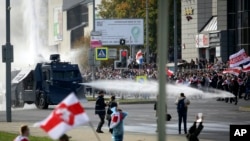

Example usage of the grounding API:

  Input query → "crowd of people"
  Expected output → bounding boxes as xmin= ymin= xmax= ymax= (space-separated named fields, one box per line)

xmin=82 ymin=58 xmax=250 ymax=104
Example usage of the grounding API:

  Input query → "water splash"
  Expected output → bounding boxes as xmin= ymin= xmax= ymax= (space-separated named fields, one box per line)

xmin=0 ymin=83 xmax=6 ymax=111
xmin=0 ymin=0 xmax=49 ymax=111
xmin=82 ymin=80 xmax=235 ymax=99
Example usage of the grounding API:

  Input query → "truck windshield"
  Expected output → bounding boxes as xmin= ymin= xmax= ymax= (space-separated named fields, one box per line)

xmin=53 ymin=71 xmax=80 ymax=79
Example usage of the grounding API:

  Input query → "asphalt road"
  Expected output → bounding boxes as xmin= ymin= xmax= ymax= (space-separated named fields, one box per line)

xmin=1 ymin=98 xmax=250 ymax=141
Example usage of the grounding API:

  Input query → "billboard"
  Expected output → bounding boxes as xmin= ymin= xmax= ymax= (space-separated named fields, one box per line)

xmin=95 ymin=19 xmax=144 ymax=45
xmin=195 ymin=34 xmax=209 ymax=48
xmin=53 ymin=7 xmax=63 ymax=41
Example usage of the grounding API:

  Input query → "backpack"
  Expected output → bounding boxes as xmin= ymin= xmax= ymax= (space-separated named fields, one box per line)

xmin=177 ymin=99 xmax=186 ymax=113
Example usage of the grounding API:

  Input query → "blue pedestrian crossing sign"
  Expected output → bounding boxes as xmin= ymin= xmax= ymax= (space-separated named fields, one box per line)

xmin=95 ymin=47 xmax=108 ymax=60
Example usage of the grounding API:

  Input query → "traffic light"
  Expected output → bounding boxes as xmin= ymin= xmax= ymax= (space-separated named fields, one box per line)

xmin=120 ymin=39 xmax=126 ymax=46
xmin=121 ymin=50 xmax=127 ymax=67
xmin=114 ymin=49 xmax=128 ymax=69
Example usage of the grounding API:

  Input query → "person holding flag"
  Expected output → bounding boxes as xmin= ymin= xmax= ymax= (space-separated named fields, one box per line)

xmin=110 ymin=107 xmax=128 ymax=141
xmin=136 ymin=50 xmax=143 ymax=65
xmin=33 ymin=93 xmax=89 ymax=140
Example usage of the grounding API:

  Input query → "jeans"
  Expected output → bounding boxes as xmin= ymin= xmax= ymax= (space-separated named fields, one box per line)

xmin=112 ymin=134 xmax=123 ymax=141
xmin=178 ymin=112 xmax=187 ymax=134
xmin=245 ymin=88 xmax=250 ymax=100
xmin=97 ymin=114 xmax=105 ymax=131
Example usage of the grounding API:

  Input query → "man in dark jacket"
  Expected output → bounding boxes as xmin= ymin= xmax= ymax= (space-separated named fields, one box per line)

xmin=175 ymin=93 xmax=190 ymax=134
xmin=95 ymin=91 xmax=107 ymax=133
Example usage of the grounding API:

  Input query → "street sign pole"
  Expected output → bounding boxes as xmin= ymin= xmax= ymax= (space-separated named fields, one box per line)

xmin=2 ymin=0 xmax=13 ymax=122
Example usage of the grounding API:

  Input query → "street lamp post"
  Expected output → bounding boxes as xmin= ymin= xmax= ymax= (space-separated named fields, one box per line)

xmin=174 ymin=0 xmax=178 ymax=72
xmin=157 ymin=0 xmax=169 ymax=141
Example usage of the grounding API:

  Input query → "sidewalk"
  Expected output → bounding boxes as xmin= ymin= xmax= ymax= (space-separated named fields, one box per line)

xmin=0 ymin=122 xmax=213 ymax=141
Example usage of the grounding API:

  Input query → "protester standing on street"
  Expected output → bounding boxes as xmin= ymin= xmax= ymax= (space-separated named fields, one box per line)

xmin=175 ymin=93 xmax=190 ymax=134
xmin=244 ymin=72 xmax=250 ymax=100
xmin=107 ymin=95 xmax=118 ymax=133
xmin=110 ymin=108 xmax=128 ymax=141
xmin=95 ymin=91 xmax=107 ymax=133
xmin=13 ymin=125 xmax=30 ymax=141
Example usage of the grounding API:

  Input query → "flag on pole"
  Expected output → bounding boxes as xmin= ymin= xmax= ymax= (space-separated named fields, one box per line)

xmin=34 ymin=93 xmax=89 ymax=140
xmin=165 ymin=68 xmax=174 ymax=76
xmin=229 ymin=49 xmax=250 ymax=68
xmin=136 ymin=50 xmax=143 ymax=64
xmin=243 ymin=63 xmax=250 ymax=72
xmin=222 ymin=67 xmax=241 ymax=76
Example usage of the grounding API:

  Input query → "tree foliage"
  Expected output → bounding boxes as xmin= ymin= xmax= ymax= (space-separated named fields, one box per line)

xmin=72 ymin=36 xmax=91 ymax=70
xmin=98 ymin=0 xmax=181 ymax=58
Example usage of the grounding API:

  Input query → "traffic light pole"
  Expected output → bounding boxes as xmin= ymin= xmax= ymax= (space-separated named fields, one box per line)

xmin=146 ymin=0 xmax=149 ymax=64
xmin=130 ymin=36 xmax=132 ymax=63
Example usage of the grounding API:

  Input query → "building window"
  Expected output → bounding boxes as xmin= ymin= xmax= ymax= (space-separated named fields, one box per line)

xmin=67 ymin=4 xmax=88 ymax=30
xmin=238 ymin=28 xmax=250 ymax=44
xmin=228 ymin=0 xmax=236 ymax=13
xmin=238 ymin=0 xmax=250 ymax=11
xmin=228 ymin=14 xmax=236 ymax=29
xmin=71 ymin=26 xmax=84 ymax=46
xmin=237 ymin=11 xmax=250 ymax=28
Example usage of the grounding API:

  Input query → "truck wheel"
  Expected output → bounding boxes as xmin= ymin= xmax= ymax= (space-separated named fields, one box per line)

xmin=36 ymin=93 xmax=48 ymax=109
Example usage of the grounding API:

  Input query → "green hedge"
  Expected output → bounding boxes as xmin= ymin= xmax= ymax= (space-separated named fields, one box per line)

xmin=86 ymin=97 xmax=156 ymax=104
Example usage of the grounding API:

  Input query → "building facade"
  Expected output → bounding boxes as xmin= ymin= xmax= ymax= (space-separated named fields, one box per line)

xmin=48 ymin=0 xmax=93 ymax=54
xmin=181 ymin=0 xmax=250 ymax=63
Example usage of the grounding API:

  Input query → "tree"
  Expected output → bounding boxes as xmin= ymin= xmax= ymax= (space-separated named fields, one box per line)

xmin=72 ymin=35 xmax=91 ymax=71
xmin=98 ymin=0 xmax=181 ymax=59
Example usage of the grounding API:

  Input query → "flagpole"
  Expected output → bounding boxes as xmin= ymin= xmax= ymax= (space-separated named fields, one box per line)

xmin=89 ymin=122 xmax=101 ymax=141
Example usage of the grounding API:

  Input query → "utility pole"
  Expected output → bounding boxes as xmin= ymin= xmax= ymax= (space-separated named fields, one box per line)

xmin=157 ymin=0 xmax=168 ymax=141
xmin=2 ymin=0 xmax=13 ymax=122
xmin=146 ymin=0 xmax=149 ymax=64
xmin=91 ymin=0 xmax=96 ymax=98
xmin=174 ymin=0 xmax=178 ymax=72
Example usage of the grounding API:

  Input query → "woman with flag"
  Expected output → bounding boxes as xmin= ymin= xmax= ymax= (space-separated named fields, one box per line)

xmin=110 ymin=108 xmax=128 ymax=141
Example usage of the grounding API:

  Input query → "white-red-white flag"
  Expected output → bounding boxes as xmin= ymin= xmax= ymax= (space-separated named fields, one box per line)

xmin=110 ymin=111 xmax=123 ymax=129
xmin=165 ymin=68 xmax=174 ymax=76
xmin=34 ymin=93 xmax=89 ymax=140
xmin=229 ymin=49 xmax=250 ymax=68
xmin=243 ymin=63 xmax=250 ymax=72
xmin=222 ymin=67 xmax=242 ymax=76
xmin=136 ymin=50 xmax=143 ymax=64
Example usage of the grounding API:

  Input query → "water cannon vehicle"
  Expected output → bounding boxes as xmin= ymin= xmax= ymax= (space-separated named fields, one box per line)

xmin=11 ymin=54 xmax=86 ymax=109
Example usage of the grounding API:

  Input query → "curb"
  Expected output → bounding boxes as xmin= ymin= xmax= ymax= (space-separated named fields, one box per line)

xmin=119 ymin=101 xmax=155 ymax=105
xmin=239 ymin=106 xmax=250 ymax=112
